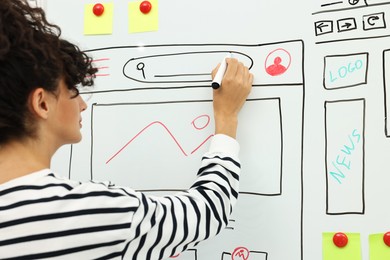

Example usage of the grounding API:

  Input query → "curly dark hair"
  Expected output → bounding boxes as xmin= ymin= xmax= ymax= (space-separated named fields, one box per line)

xmin=0 ymin=0 xmax=97 ymax=145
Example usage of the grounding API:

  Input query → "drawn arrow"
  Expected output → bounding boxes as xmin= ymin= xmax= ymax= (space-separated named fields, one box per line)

xmin=341 ymin=22 xmax=353 ymax=29
xmin=368 ymin=16 xmax=380 ymax=26
xmin=316 ymin=22 xmax=329 ymax=33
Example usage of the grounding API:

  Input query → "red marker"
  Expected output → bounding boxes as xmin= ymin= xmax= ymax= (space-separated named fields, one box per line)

xmin=333 ymin=232 xmax=348 ymax=248
xmin=93 ymin=3 xmax=105 ymax=16
xmin=383 ymin=232 xmax=390 ymax=247
xmin=140 ymin=1 xmax=152 ymax=14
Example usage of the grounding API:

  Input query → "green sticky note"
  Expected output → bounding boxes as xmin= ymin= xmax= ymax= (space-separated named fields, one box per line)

xmin=323 ymin=233 xmax=362 ymax=260
xmin=369 ymin=233 xmax=390 ymax=259
xmin=84 ymin=3 xmax=114 ymax=35
xmin=128 ymin=0 xmax=159 ymax=33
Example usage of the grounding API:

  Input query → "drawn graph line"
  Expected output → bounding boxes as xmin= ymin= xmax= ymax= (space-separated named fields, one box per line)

xmin=105 ymin=120 xmax=213 ymax=164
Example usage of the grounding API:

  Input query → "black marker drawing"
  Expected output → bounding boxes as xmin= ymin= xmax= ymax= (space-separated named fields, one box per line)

xmin=324 ymin=99 xmax=365 ymax=215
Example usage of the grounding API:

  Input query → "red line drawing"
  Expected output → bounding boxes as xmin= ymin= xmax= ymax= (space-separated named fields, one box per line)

xmin=92 ymin=58 xmax=110 ymax=62
xmin=191 ymin=135 xmax=213 ymax=154
xmin=105 ymin=115 xmax=213 ymax=164
xmin=106 ymin=121 xmax=187 ymax=164
xmin=92 ymin=58 xmax=111 ymax=77
xmin=191 ymin=114 xmax=210 ymax=130
xmin=232 ymin=246 xmax=250 ymax=260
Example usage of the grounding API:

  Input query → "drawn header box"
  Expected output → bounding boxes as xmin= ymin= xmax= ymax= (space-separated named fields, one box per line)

xmin=323 ymin=52 xmax=368 ymax=90
xmin=84 ymin=41 xmax=303 ymax=94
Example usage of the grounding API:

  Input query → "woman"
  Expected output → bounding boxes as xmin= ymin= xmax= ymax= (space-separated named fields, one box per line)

xmin=0 ymin=0 xmax=253 ymax=259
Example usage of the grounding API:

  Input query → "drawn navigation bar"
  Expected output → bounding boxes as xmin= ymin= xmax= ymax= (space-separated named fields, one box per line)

xmin=313 ymin=2 xmax=389 ymax=44
xmin=84 ymin=41 xmax=303 ymax=93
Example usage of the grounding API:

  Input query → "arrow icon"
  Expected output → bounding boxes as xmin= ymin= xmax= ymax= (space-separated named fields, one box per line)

xmin=341 ymin=22 xmax=353 ymax=29
xmin=317 ymin=22 xmax=329 ymax=33
xmin=367 ymin=16 xmax=379 ymax=26
xmin=337 ymin=18 xmax=357 ymax=32
xmin=315 ymin=20 xmax=333 ymax=36
xmin=363 ymin=12 xmax=385 ymax=30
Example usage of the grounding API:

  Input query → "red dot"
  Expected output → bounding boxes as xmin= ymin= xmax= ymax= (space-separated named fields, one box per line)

xmin=333 ymin=232 xmax=348 ymax=248
xmin=383 ymin=232 xmax=390 ymax=247
xmin=140 ymin=1 xmax=152 ymax=14
xmin=93 ymin=3 xmax=104 ymax=16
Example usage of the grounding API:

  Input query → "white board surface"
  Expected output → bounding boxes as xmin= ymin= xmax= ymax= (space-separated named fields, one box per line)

xmin=43 ymin=0 xmax=390 ymax=259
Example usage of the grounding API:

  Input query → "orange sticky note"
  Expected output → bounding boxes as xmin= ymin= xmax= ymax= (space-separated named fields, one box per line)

xmin=323 ymin=232 xmax=362 ymax=260
xmin=369 ymin=233 xmax=390 ymax=259
xmin=128 ymin=0 xmax=159 ymax=33
xmin=84 ymin=3 xmax=114 ymax=35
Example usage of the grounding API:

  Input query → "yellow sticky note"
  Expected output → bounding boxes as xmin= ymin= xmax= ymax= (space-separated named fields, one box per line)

xmin=323 ymin=233 xmax=362 ymax=260
xmin=84 ymin=3 xmax=114 ymax=35
xmin=128 ymin=0 xmax=159 ymax=33
xmin=369 ymin=233 xmax=390 ymax=259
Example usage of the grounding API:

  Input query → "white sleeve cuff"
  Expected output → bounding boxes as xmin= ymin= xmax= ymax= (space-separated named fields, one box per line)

xmin=208 ymin=134 xmax=240 ymax=158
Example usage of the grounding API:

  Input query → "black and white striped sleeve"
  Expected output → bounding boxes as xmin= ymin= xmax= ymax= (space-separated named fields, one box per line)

xmin=123 ymin=134 xmax=241 ymax=259
xmin=0 ymin=134 xmax=240 ymax=260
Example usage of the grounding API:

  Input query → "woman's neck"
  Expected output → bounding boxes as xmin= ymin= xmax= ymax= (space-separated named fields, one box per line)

xmin=0 ymin=139 xmax=51 ymax=184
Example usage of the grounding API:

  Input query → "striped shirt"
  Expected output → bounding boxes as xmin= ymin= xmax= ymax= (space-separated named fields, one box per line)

xmin=0 ymin=134 xmax=240 ymax=259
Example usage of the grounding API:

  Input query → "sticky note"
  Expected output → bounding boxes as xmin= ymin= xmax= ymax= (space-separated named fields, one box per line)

xmin=84 ymin=3 xmax=114 ymax=35
xmin=323 ymin=233 xmax=362 ymax=260
xmin=369 ymin=233 xmax=390 ymax=259
xmin=128 ymin=0 xmax=159 ymax=33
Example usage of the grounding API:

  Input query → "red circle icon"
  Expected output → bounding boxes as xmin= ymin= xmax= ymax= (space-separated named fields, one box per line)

xmin=93 ymin=3 xmax=104 ymax=16
xmin=333 ymin=232 xmax=348 ymax=248
xmin=265 ymin=48 xmax=291 ymax=76
xmin=140 ymin=1 xmax=152 ymax=14
xmin=383 ymin=232 xmax=390 ymax=247
xmin=232 ymin=246 xmax=250 ymax=260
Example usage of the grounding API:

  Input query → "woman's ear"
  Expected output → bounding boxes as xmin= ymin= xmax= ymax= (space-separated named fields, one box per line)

xmin=29 ymin=88 xmax=51 ymax=120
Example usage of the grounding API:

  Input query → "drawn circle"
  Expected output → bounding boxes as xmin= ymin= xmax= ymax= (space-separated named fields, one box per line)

xmin=191 ymin=115 xmax=210 ymax=130
xmin=348 ymin=0 xmax=360 ymax=5
xmin=231 ymin=246 xmax=250 ymax=260
xmin=137 ymin=62 xmax=145 ymax=70
xmin=264 ymin=48 xmax=291 ymax=76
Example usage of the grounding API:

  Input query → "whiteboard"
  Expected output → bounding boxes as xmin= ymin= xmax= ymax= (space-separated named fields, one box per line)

xmin=44 ymin=0 xmax=390 ymax=259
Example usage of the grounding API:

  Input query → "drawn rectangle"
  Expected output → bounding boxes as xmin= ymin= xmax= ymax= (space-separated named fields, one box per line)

xmin=91 ymin=99 xmax=282 ymax=195
xmin=323 ymin=53 xmax=368 ymax=90
xmin=383 ymin=49 xmax=390 ymax=137
xmin=325 ymin=99 xmax=365 ymax=214
xmin=363 ymin=12 xmax=386 ymax=31
xmin=84 ymin=41 xmax=303 ymax=92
